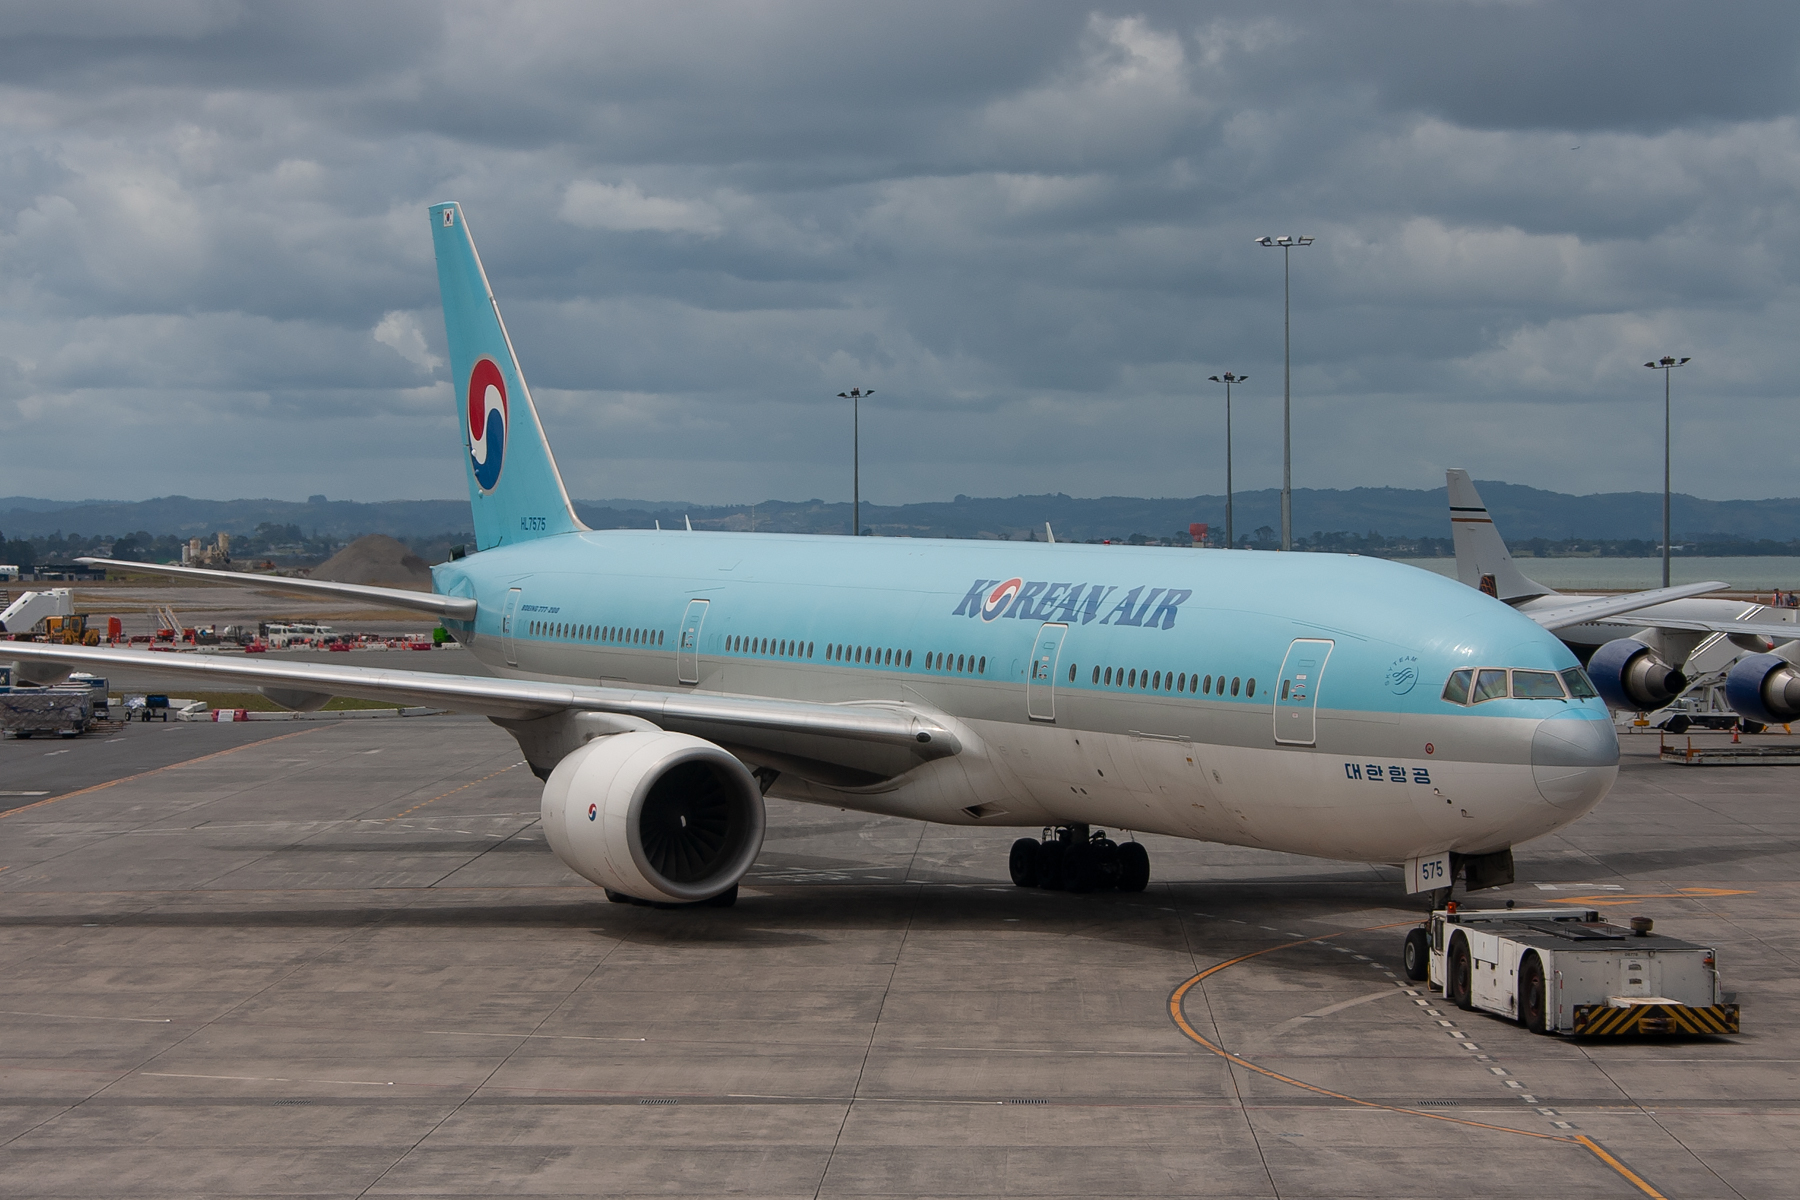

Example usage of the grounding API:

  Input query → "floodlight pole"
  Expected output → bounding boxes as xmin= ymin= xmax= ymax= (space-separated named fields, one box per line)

xmin=838 ymin=388 xmax=873 ymax=536
xmin=1208 ymin=373 xmax=1247 ymax=548
xmin=1644 ymin=356 xmax=1690 ymax=588
xmin=1256 ymin=236 xmax=1313 ymax=550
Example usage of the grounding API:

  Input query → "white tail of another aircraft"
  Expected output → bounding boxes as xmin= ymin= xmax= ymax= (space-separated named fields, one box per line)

xmin=1446 ymin=469 xmax=1553 ymax=604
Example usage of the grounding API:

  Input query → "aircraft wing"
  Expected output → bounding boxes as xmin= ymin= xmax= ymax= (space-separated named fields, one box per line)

xmin=1587 ymin=615 xmax=1800 ymax=643
xmin=1524 ymin=582 xmax=1729 ymax=632
xmin=72 ymin=557 xmax=477 ymax=622
xmin=1 ymin=643 xmax=960 ymax=754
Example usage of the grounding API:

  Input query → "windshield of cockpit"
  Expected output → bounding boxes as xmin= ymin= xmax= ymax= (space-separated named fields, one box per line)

xmin=1441 ymin=666 xmax=1597 ymax=705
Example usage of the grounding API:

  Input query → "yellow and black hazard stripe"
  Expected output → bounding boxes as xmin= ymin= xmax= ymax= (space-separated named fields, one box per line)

xmin=1572 ymin=1003 xmax=1739 ymax=1036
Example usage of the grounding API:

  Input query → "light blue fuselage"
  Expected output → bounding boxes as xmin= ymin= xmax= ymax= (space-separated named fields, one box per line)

xmin=433 ymin=531 xmax=1618 ymax=865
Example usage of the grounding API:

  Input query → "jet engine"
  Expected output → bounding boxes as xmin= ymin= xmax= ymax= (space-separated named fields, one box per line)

xmin=1724 ymin=653 xmax=1800 ymax=726
xmin=541 ymin=730 xmax=765 ymax=905
xmin=1586 ymin=638 xmax=1686 ymax=712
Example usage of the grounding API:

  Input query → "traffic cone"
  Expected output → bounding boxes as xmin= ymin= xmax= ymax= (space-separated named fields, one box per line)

xmin=1732 ymin=724 xmax=1741 ymax=744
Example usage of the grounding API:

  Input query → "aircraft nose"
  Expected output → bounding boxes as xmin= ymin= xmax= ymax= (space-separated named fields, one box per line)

xmin=1531 ymin=711 xmax=1619 ymax=809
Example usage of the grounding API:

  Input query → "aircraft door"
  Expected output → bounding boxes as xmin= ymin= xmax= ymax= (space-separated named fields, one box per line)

xmin=1026 ymin=622 xmax=1069 ymax=721
xmin=1273 ymin=638 xmax=1333 ymax=745
xmin=677 ymin=599 xmax=709 ymax=684
xmin=500 ymin=588 xmax=522 ymax=667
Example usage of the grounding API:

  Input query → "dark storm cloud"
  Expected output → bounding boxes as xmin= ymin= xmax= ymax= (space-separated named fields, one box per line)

xmin=1 ymin=1 xmax=1796 ymax=507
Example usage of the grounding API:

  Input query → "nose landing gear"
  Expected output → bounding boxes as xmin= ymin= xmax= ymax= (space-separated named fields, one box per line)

xmin=1009 ymin=825 xmax=1149 ymax=893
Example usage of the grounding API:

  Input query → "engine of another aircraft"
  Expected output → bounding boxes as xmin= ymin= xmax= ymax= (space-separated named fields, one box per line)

xmin=541 ymin=731 xmax=766 ymax=905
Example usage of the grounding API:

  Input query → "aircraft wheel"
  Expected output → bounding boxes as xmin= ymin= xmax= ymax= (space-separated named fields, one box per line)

xmin=1008 ymin=838 xmax=1040 ymax=887
xmin=1064 ymin=843 xmax=1097 ymax=893
xmin=1036 ymin=840 xmax=1065 ymax=890
xmin=1664 ymin=714 xmax=1691 ymax=734
xmin=1402 ymin=928 xmax=1430 ymax=981
xmin=1117 ymin=842 xmax=1150 ymax=892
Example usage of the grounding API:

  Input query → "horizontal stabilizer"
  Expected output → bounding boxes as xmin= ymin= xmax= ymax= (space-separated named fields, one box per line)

xmin=73 ymin=557 xmax=477 ymax=621
xmin=1527 ymin=582 xmax=1728 ymax=632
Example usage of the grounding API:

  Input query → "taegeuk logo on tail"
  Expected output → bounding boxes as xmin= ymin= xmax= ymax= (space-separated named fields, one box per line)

xmin=467 ymin=357 xmax=508 ymax=492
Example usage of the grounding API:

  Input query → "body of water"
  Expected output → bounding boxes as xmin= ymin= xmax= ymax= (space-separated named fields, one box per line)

xmin=1392 ymin=556 xmax=1800 ymax=594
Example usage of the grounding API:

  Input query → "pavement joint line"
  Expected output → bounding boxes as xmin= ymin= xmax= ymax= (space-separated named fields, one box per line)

xmin=386 ymin=761 xmax=525 ymax=821
xmin=1168 ymin=923 xmax=1673 ymax=1200
xmin=0 ymin=1010 xmax=171 ymax=1024
xmin=0 ymin=727 xmax=328 ymax=820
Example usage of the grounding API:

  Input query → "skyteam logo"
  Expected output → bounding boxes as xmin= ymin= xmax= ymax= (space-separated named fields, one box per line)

xmin=981 ymin=578 xmax=1023 ymax=622
xmin=467 ymin=356 xmax=508 ymax=493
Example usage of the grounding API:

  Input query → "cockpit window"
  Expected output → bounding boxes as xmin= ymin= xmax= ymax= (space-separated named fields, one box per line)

xmin=1511 ymin=669 xmax=1568 ymax=699
xmin=1561 ymin=667 xmax=1598 ymax=699
xmin=1470 ymin=668 xmax=1509 ymax=703
xmin=1442 ymin=669 xmax=1472 ymax=705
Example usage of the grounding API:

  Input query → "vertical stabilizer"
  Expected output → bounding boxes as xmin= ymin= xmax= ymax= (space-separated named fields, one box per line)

xmin=1446 ymin=469 xmax=1552 ymax=603
xmin=430 ymin=203 xmax=585 ymax=551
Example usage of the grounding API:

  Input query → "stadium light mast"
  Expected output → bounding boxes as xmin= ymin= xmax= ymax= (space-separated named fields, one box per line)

xmin=838 ymin=387 xmax=873 ymax=537
xmin=1207 ymin=373 xmax=1247 ymax=548
xmin=1256 ymin=235 xmax=1313 ymax=550
xmin=1644 ymin=355 xmax=1690 ymax=588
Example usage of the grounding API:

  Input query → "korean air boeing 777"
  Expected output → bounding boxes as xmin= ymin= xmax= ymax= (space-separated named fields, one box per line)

xmin=11 ymin=204 xmax=1701 ymax=907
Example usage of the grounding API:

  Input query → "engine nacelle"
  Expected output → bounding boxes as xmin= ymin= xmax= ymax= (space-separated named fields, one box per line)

xmin=1725 ymin=653 xmax=1800 ymax=725
xmin=541 ymin=731 xmax=765 ymax=904
xmin=1586 ymin=638 xmax=1686 ymax=711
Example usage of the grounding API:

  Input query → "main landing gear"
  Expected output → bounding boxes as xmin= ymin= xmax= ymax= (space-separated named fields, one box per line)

xmin=1009 ymin=824 xmax=1149 ymax=893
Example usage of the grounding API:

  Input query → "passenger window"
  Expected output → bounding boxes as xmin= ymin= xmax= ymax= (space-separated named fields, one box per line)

xmin=1246 ymin=678 xmax=1256 ymax=697
xmin=1103 ymin=667 xmax=1112 ymax=685
xmin=1092 ymin=666 xmax=1100 ymax=684
xmin=809 ymin=643 xmax=815 ymax=658
xmin=904 ymin=650 xmax=911 ymax=666
xmin=1152 ymin=671 xmax=1161 ymax=689
xmin=1471 ymin=668 xmax=1509 ymax=703
xmin=978 ymin=656 xmax=986 ymax=673
xmin=1442 ymin=669 xmax=1472 ymax=705
xmin=1203 ymin=675 xmax=1212 ymax=694
xmin=957 ymin=654 xmax=965 ymax=671
xmin=1512 ymin=670 xmax=1567 ymax=699
xmin=1231 ymin=677 xmax=1240 ymax=696
xmin=1068 ymin=664 xmax=1076 ymax=682
xmin=1561 ymin=667 xmax=1597 ymax=699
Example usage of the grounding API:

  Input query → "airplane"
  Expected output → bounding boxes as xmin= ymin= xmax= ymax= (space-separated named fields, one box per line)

xmin=3 ymin=204 xmax=1757 ymax=906
xmin=1447 ymin=470 xmax=1800 ymax=727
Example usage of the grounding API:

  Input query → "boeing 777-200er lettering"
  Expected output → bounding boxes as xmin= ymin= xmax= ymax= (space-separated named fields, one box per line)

xmin=8 ymin=204 xmax=1717 ymax=905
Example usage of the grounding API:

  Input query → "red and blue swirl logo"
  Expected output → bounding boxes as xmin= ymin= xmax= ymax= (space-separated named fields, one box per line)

xmin=587 ymin=802 xmax=598 ymax=822
xmin=981 ymin=577 xmax=1023 ymax=621
xmin=468 ymin=357 xmax=508 ymax=493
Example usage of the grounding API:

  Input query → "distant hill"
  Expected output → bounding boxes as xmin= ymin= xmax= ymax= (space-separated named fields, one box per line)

xmin=6 ymin=483 xmax=1800 ymax=545
xmin=310 ymin=535 xmax=432 ymax=590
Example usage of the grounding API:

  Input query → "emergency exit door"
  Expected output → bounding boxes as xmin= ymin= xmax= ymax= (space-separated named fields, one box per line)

xmin=1273 ymin=638 xmax=1333 ymax=745
xmin=500 ymin=588 xmax=521 ymax=667
xmin=677 ymin=598 xmax=708 ymax=684
xmin=1027 ymin=623 xmax=1069 ymax=721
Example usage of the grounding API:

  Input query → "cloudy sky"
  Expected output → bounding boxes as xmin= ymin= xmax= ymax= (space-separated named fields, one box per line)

xmin=2 ymin=1 xmax=1797 ymax=507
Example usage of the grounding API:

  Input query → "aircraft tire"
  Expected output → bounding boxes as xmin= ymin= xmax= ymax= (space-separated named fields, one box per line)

xmin=1117 ymin=842 xmax=1150 ymax=892
xmin=1008 ymin=838 xmax=1040 ymax=887
xmin=1065 ymin=844 xmax=1097 ymax=893
xmin=1402 ymin=928 xmax=1430 ymax=981
xmin=1036 ymin=841 xmax=1065 ymax=890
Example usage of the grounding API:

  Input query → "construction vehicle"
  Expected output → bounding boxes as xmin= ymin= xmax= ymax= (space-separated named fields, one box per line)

xmin=1402 ymin=905 xmax=1738 ymax=1036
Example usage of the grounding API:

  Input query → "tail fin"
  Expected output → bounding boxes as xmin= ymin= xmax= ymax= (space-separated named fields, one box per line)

xmin=430 ymin=203 xmax=584 ymax=551
xmin=1446 ymin=469 xmax=1552 ymax=603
